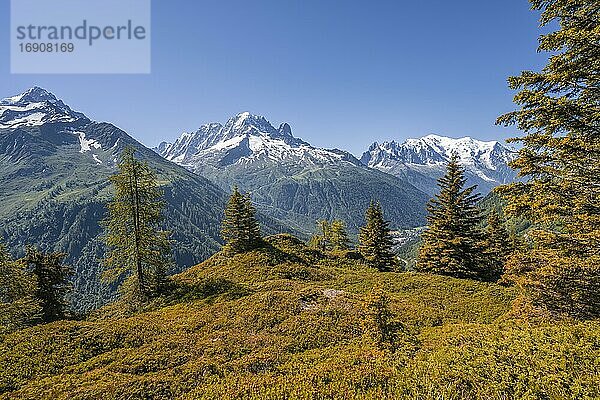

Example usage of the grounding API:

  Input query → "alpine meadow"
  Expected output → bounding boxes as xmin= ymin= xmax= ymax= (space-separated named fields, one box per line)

xmin=0 ymin=1 xmax=599 ymax=399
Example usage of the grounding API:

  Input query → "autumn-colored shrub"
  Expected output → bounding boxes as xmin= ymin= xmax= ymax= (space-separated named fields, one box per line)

xmin=1 ymin=234 xmax=597 ymax=400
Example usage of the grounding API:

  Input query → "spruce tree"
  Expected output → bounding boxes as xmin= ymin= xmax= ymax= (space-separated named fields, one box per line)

xmin=496 ymin=1 xmax=600 ymax=318
xmin=221 ymin=187 xmax=263 ymax=254
xmin=359 ymin=202 xmax=396 ymax=272
xmin=0 ymin=244 xmax=41 ymax=333
xmin=417 ymin=154 xmax=485 ymax=280
xmin=103 ymin=147 xmax=172 ymax=300
xmin=22 ymin=247 xmax=72 ymax=323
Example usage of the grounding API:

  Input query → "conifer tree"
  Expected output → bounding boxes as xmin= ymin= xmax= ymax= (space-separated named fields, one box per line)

xmin=22 ymin=247 xmax=72 ymax=323
xmin=330 ymin=220 xmax=351 ymax=251
xmin=308 ymin=220 xmax=331 ymax=251
xmin=417 ymin=154 xmax=485 ymax=280
xmin=103 ymin=147 xmax=172 ymax=300
xmin=496 ymin=0 xmax=600 ymax=318
xmin=309 ymin=219 xmax=351 ymax=251
xmin=481 ymin=212 xmax=512 ymax=282
xmin=359 ymin=202 xmax=396 ymax=271
xmin=307 ymin=234 xmax=324 ymax=252
xmin=221 ymin=187 xmax=263 ymax=254
xmin=0 ymin=244 xmax=41 ymax=333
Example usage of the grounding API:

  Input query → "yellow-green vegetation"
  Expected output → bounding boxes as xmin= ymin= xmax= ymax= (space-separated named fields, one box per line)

xmin=496 ymin=0 xmax=600 ymax=319
xmin=103 ymin=146 xmax=171 ymax=300
xmin=0 ymin=234 xmax=598 ymax=399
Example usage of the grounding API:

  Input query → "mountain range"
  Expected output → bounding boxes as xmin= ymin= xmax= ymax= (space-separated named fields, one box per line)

xmin=0 ymin=87 xmax=230 ymax=312
xmin=155 ymin=112 xmax=432 ymax=233
xmin=361 ymin=135 xmax=517 ymax=195
xmin=156 ymin=112 xmax=517 ymax=230
xmin=0 ymin=87 xmax=518 ymax=311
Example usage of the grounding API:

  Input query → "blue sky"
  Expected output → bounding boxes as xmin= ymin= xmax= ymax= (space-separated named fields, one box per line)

xmin=0 ymin=0 xmax=547 ymax=155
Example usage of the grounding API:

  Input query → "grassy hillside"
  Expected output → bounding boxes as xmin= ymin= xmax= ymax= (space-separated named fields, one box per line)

xmin=0 ymin=122 xmax=226 ymax=312
xmin=0 ymin=235 xmax=598 ymax=399
xmin=0 ymin=122 xmax=293 ymax=312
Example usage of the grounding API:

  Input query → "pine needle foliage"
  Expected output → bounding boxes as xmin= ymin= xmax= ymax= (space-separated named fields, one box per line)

xmin=330 ymin=220 xmax=351 ymax=251
xmin=0 ymin=244 xmax=40 ymax=333
xmin=481 ymin=212 xmax=512 ymax=282
xmin=308 ymin=220 xmax=331 ymax=251
xmin=103 ymin=147 xmax=172 ymax=301
xmin=309 ymin=219 xmax=351 ymax=252
xmin=417 ymin=154 xmax=485 ymax=280
xmin=221 ymin=187 xmax=263 ymax=254
xmin=359 ymin=201 xmax=396 ymax=272
xmin=22 ymin=247 xmax=72 ymax=323
xmin=496 ymin=0 xmax=600 ymax=318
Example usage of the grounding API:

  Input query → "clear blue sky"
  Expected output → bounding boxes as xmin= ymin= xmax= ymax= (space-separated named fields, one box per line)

xmin=0 ymin=0 xmax=547 ymax=155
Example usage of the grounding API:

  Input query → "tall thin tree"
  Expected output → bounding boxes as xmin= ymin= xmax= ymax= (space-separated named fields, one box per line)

xmin=308 ymin=220 xmax=331 ymax=251
xmin=308 ymin=219 xmax=350 ymax=252
xmin=103 ymin=147 xmax=172 ymax=300
xmin=0 ymin=244 xmax=41 ymax=333
xmin=330 ymin=220 xmax=351 ymax=251
xmin=481 ymin=211 xmax=512 ymax=282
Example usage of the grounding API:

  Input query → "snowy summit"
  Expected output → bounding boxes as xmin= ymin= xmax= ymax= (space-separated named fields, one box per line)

xmin=0 ymin=87 xmax=87 ymax=129
xmin=361 ymin=134 xmax=518 ymax=194
xmin=155 ymin=112 xmax=360 ymax=168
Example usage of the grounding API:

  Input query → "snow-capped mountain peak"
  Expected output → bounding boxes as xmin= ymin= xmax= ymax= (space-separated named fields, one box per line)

xmin=228 ymin=111 xmax=267 ymax=131
xmin=155 ymin=112 xmax=360 ymax=168
xmin=363 ymin=135 xmax=513 ymax=169
xmin=0 ymin=87 xmax=137 ymax=167
xmin=2 ymin=86 xmax=59 ymax=105
xmin=361 ymin=134 xmax=517 ymax=194
xmin=0 ymin=87 xmax=87 ymax=129
xmin=219 ymin=112 xmax=284 ymax=141
xmin=219 ymin=112 xmax=297 ymax=142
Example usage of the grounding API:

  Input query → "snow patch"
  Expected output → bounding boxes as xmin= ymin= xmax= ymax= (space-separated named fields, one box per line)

xmin=2 ymin=93 xmax=26 ymax=104
xmin=0 ymin=112 xmax=46 ymax=128
xmin=211 ymin=135 xmax=246 ymax=151
xmin=77 ymin=131 xmax=101 ymax=153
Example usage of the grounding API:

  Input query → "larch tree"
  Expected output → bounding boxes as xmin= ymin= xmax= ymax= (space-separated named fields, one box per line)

xmin=330 ymin=220 xmax=351 ymax=251
xmin=221 ymin=187 xmax=263 ymax=254
xmin=308 ymin=220 xmax=331 ymax=251
xmin=481 ymin=211 xmax=512 ymax=282
xmin=309 ymin=219 xmax=351 ymax=251
xmin=22 ymin=247 xmax=72 ymax=323
xmin=358 ymin=201 xmax=396 ymax=272
xmin=0 ymin=244 xmax=41 ymax=333
xmin=417 ymin=154 xmax=485 ymax=280
xmin=496 ymin=0 xmax=600 ymax=318
xmin=103 ymin=147 xmax=172 ymax=301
